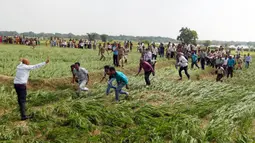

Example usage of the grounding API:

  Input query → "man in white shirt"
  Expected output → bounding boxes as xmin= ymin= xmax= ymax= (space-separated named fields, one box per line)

xmin=151 ymin=44 xmax=158 ymax=60
xmin=177 ymin=52 xmax=190 ymax=80
xmin=72 ymin=62 xmax=89 ymax=94
xmin=14 ymin=58 xmax=49 ymax=120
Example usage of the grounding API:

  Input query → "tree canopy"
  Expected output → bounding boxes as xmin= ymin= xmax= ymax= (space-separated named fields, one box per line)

xmin=177 ymin=27 xmax=198 ymax=45
xmin=100 ymin=34 xmax=108 ymax=42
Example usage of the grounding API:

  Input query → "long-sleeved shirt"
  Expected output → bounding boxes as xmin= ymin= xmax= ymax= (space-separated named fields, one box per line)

xmin=200 ymin=52 xmax=207 ymax=59
xmin=245 ymin=56 xmax=252 ymax=62
xmin=14 ymin=62 xmax=46 ymax=84
xmin=144 ymin=51 xmax=152 ymax=61
xmin=178 ymin=55 xmax=188 ymax=67
xmin=114 ymin=71 xmax=128 ymax=84
xmin=151 ymin=47 xmax=158 ymax=55
xmin=138 ymin=61 xmax=154 ymax=74
xmin=227 ymin=58 xmax=235 ymax=67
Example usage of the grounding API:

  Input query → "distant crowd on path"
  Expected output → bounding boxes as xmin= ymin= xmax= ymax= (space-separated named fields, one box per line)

xmin=0 ymin=36 xmax=40 ymax=46
xmin=46 ymin=37 xmax=133 ymax=50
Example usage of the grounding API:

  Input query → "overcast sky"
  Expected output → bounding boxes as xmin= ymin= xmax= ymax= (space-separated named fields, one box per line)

xmin=1 ymin=0 xmax=254 ymax=41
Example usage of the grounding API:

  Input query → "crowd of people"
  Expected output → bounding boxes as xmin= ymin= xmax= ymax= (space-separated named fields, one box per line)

xmin=0 ymin=36 xmax=40 ymax=46
xmin=137 ymin=42 xmax=252 ymax=81
xmin=11 ymin=40 xmax=252 ymax=120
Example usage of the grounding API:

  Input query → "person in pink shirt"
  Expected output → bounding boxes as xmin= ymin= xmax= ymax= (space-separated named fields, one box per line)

xmin=136 ymin=59 xmax=155 ymax=86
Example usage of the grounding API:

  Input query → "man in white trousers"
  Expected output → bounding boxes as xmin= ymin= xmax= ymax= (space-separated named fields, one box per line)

xmin=72 ymin=62 xmax=89 ymax=95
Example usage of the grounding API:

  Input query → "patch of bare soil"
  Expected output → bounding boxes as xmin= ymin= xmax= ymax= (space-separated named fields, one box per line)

xmin=89 ymin=129 xmax=101 ymax=136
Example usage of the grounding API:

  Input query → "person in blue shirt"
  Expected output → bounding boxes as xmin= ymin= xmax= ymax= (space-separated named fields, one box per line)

xmin=109 ymin=67 xmax=129 ymax=102
xmin=227 ymin=56 xmax=235 ymax=78
xmin=191 ymin=51 xmax=200 ymax=69
xmin=112 ymin=43 xmax=119 ymax=66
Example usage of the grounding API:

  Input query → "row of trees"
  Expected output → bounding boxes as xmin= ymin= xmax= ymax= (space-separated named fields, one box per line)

xmin=1 ymin=29 xmax=253 ymax=46
xmin=0 ymin=31 xmax=177 ymax=43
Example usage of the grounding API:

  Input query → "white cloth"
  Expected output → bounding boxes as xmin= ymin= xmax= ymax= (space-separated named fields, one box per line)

xmin=178 ymin=56 xmax=188 ymax=67
xmin=14 ymin=62 xmax=46 ymax=84
xmin=223 ymin=58 xmax=228 ymax=66
xmin=79 ymin=80 xmax=89 ymax=91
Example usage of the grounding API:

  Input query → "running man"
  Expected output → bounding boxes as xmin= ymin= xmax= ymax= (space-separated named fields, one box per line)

xmin=136 ymin=59 xmax=155 ymax=86
xmin=14 ymin=57 xmax=49 ymax=120
xmin=177 ymin=52 xmax=190 ymax=80
xmin=72 ymin=62 xmax=89 ymax=94
xmin=108 ymin=67 xmax=129 ymax=102
xmin=100 ymin=65 xmax=116 ymax=95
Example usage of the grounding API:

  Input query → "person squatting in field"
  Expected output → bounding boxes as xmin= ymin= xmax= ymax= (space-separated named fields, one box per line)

xmin=136 ymin=58 xmax=155 ymax=86
xmin=216 ymin=66 xmax=225 ymax=82
xmin=14 ymin=57 xmax=49 ymax=120
xmin=72 ymin=62 xmax=90 ymax=94
xmin=108 ymin=67 xmax=129 ymax=102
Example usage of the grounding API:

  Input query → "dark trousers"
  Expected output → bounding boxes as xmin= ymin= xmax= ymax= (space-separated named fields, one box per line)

xmin=14 ymin=84 xmax=27 ymax=119
xmin=152 ymin=54 xmax=157 ymax=60
xmin=246 ymin=61 xmax=250 ymax=68
xmin=191 ymin=62 xmax=200 ymax=69
xmin=144 ymin=71 xmax=152 ymax=85
xmin=227 ymin=67 xmax=233 ymax=78
xmin=170 ymin=52 xmax=175 ymax=58
xmin=179 ymin=66 xmax=190 ymax=79
xmin=201 ymin=58 xmax=205 ymax=70
xmin=113 ymin=55 xmax=118 ymax=66
xmin=216 ymin=74 xmax=223 ymax=82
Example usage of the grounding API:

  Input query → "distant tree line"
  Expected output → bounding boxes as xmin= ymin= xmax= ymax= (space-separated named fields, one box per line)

xmin=1 ymin=30 xmax=254 ymax=47
xmin=0 ymin=31 xmax=177 ymax=43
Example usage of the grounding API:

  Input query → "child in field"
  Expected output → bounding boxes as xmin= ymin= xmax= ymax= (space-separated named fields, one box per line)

xmin=216 ymin=66 xmax=224 ymax=82
xmin=109 ymin=67 xmax=129 ymax=102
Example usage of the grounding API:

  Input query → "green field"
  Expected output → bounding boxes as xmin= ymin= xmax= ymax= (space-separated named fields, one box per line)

xmin=1 ymin=44 xmax=255 ymax=143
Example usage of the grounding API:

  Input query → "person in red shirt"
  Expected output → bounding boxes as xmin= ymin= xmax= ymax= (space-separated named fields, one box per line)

xmin=0 ymin=36 xmax=2 ymax=43
xmin=136 ymin=59 xmax=155 ymax=86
